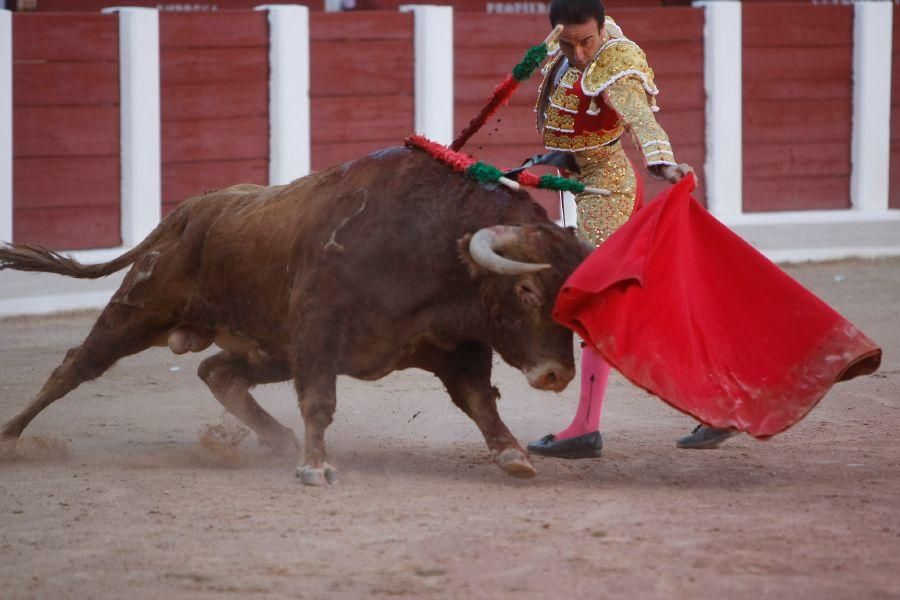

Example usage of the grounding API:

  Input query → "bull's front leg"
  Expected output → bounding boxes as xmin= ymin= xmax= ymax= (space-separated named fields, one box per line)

xmin=435 ymin=343 xmax=537 ymax=479
xmin=293 ymin=367 xmax=338 ymax=487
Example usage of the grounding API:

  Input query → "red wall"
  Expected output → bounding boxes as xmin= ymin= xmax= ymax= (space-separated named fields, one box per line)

xmin=10 ymin=5 xmax=878 ymax=254
xmin=360 ymin=0 xmax=676 ymax=9
xmin=614 ymin=7 xmax=705 ymax=205
xmin=12 ymin=13 xmax=121 ymax=250
xmin=453 ymin=7 xmax=705 ymax=219
xmin=28 ymin=1 xmax=320 ymax=11
xmin=742 ymin=3 xmax=853 ymax=212
xmin=25 ymin=0 xmax=692 ymax=12
xmin=309 ymin=12 xmax=414 ymax=170
xmin=160 ymin=12 xmax=269 ymax=214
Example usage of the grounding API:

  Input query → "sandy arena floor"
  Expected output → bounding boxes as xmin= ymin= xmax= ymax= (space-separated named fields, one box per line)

xmin=0 ymin=258 xmax=898 ymax=599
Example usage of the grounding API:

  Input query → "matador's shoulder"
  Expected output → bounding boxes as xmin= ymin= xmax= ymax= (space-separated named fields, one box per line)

xmin=581 ymin=17 xmax=659 ymax=100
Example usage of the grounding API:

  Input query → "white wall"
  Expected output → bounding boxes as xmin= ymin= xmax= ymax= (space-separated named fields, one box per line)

xmin=402 ymin=5 xmax=455 ymax=145
xmin=257 ymin=4 xmax=311 ymax=185
xmin=0 ymin=10 xmax=12 ymax=245
xmin=102 ymin=7 xmax=162 ymax=248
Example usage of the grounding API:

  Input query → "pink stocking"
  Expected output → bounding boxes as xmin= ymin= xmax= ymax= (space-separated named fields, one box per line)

xmin=554 ymin=346 xmax=610 ymax=440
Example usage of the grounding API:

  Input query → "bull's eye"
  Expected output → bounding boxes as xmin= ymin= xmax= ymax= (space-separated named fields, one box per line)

xmin=516 ymin=280 xmax=542 ymax=310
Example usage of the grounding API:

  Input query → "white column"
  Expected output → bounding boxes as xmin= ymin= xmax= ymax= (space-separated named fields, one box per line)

xmin=699 ymin=0 xmax=742 ymax=220
xmin=401 ymin=5 xmax=454 ymax=145
xmin=256 ymin=5 xmax=310 ymax=184
xmin=850 ymin=1 xmax=893 ymax=213
xmin=102 ymin=7 xmax=161 ymax=247
xmin=0 ymin=10 xmax=12 ymax=244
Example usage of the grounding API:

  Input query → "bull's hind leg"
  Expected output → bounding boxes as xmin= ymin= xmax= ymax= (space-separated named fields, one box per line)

xmin=197 ymin=351 xmax=299 ymax=456
xmin=0 ymin=304 xmax=172 ymax=452
xmin=435 ymin=342 xmax=536 ymax=479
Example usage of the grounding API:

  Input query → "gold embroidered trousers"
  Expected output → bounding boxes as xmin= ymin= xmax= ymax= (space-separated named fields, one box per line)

xmin=573 ymin=140 xmax=637 ymax=247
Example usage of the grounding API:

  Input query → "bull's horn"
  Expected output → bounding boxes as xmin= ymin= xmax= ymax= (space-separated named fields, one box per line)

xmin=469 ymin=226 xmax=551 ymax=275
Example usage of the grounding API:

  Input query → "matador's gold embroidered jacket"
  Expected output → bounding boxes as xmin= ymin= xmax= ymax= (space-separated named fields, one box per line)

xmin=534 ymin=17 xmax=677 ymax=246
xmin=535 ymin=17 xmax=677 ymax=169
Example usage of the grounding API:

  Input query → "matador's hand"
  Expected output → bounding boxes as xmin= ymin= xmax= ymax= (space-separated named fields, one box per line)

xmin=649 ymin=162 xmax=696 ymax=185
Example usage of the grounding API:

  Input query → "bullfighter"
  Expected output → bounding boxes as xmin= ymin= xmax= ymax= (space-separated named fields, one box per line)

xmin=526 ymin=0 xmax=735 ymax=458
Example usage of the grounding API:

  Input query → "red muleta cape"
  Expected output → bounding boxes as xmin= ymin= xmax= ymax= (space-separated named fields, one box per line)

xmin=552 ymin=174 xmax=882 ymax=438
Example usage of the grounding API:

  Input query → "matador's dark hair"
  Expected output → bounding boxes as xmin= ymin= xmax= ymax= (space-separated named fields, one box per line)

xmin=549 ymin=0 xmax=605 ymax=28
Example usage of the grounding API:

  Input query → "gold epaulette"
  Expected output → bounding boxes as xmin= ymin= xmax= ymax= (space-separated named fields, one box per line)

xmin=604 ymin=16 xmax=624 ymax=39
xmin=581 ymin=36 xmax=659 ymax=109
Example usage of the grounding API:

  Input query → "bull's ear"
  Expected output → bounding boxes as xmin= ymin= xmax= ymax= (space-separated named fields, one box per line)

xmin=515 ymin=277 xmax=543 ymax=310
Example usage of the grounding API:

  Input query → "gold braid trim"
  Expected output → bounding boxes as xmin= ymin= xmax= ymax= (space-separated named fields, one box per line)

xmin=581 ymin=37 xmax=659 ymax=107
xmin=549 ymin=85 xmax=580 ymax=113
xmin=543 ymin=126 xmax=625 ymax=152
xmin=605 ymin=78 xmax=675 ymax=167
xmin=543 ymin=107 xmax=575 ymax=132
xmin=534 ymin=53 xmax=566 ymax=132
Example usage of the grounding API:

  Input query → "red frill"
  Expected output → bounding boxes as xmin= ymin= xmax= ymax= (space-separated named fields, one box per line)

xmin=451 ymin=75 xmax=520 ymax=152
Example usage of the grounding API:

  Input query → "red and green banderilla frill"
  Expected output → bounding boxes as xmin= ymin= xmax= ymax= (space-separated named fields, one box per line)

xmin=450 ymin=25 xmax=563 ymax=152
xmin=405 ymin=135 xmax=610 ymax=196
xmin=408 ymin=25 xmax=609 ymax=197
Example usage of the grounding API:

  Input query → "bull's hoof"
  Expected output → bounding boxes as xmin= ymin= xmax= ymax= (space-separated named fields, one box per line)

xmin=494 ymin=448 xmax=537 ymax=479
xmin=258 ymin=429 xmax=301 ymax=457
xmin=296 ymin=462 xmax=338 ymax=486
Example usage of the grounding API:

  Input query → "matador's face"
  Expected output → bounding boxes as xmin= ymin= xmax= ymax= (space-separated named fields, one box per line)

xmin=557 ymin=19 xmax=605 ymax=71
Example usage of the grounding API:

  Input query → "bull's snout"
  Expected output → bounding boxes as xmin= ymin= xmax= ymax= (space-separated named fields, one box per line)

xmin=525 ymin=363 xmax=575 ymax=392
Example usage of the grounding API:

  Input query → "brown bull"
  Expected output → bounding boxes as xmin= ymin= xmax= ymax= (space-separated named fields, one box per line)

xmin=0 ymin=147 xmax=590 ymax=485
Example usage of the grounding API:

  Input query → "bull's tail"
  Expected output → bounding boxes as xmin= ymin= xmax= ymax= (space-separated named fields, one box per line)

xmin=0 ymin=223 xmax=167 ymax=279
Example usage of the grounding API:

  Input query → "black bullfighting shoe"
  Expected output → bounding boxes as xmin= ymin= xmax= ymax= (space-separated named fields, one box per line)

xmin=676 ymin=425 xmax=739 ymax=449
xmin=526 ymin=431 xmax=602 ymax=459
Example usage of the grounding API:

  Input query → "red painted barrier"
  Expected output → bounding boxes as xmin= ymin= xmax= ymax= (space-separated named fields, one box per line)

xmin=742 ymin=3 xmax=853 ymax=212
xmin=9 ymin=5 xmax=877 ymax=255
xmin=160 ymin=11 xmax=270 ymax=214
xmin=309 ymin=12 xmax=415 ymax=170
xmin=25 ymin=0 xmax=693 ymax=11
xmin=357 ymin=0 xmax=683 ymax=10
xmin=27 ymin=0 xmax=319 ymax=11
xmin=12 ymin=13 xmax=122 ymax=250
